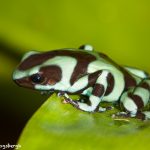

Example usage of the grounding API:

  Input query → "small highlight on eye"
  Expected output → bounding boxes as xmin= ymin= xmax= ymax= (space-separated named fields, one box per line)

xmin=30 ymin=74 xmax=44 ymax=84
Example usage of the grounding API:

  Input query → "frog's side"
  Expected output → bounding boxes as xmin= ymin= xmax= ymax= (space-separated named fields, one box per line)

xmin=13 ymin=45 xmax=150 ymax=120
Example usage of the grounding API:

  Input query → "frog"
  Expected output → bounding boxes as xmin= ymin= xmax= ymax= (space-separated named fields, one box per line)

xmin=12 ymin=44 xmax=150 ymax=120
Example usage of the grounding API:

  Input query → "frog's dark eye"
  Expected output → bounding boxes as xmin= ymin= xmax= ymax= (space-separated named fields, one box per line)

xmin=30 ymin=74 xmax=43 ymax=84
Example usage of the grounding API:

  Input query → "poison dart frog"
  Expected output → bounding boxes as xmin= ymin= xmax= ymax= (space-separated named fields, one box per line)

xmin=13 ymin=45 xmax=150 ymax=120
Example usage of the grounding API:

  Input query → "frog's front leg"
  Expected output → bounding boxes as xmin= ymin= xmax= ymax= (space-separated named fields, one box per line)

xmin=67 ymin=70 xmax=110 ymax=112
xmin=57 ymin=92 xmax=78 ymax=106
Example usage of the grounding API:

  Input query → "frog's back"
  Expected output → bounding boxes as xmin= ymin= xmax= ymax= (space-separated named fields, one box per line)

xmin=18 ymin=49 xmax=97 ymax=71
xmin=18 ymin=48 xmax=143 ymax=93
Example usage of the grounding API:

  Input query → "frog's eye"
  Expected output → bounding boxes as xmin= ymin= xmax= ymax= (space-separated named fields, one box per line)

xmin=30 ymin=74 xmax=44 ymax=84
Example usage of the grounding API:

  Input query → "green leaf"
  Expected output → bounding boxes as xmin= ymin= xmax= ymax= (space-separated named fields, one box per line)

xmin=18 ymin=94 xmax=150 ymax=150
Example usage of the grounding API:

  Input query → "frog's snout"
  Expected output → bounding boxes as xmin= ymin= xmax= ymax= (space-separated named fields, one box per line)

xmin=13 ymin=78 xmax=24 ymax=87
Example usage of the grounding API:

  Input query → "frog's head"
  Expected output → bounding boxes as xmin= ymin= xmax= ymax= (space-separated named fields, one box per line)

xmin=13 ymin=51 xmax=62 ymax=92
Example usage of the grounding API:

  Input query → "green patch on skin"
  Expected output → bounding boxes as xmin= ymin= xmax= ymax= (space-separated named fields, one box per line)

xmin=18 ymin=94 xmax=150 ymax=150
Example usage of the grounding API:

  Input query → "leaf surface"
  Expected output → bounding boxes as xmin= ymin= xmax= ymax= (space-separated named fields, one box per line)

xmin=18 ymin=94 xmax=150 ymax=150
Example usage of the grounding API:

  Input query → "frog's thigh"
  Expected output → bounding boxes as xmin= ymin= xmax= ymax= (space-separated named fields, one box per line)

xmin=120 ymin=78 xmax=150 ymax=119
xmin=124 ymin=66 xmax=149 ymax=78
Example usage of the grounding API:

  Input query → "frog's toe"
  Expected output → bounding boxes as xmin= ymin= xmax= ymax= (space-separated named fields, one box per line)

xmin=112 ymin=112 xmax=130 ymax=119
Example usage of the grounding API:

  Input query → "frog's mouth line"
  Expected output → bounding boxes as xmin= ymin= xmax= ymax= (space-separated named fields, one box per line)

xmin=14 ymin=78 xmax=35 ymax=89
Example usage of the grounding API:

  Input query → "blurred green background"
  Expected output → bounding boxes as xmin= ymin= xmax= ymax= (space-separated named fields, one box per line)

xmin=0 ymin=0 xmax=150 ymax=145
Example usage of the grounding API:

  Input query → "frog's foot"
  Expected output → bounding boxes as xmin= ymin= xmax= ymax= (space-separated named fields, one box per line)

xmin=112 ymin=112 xmax=130 ymax=119
xmin=58 ymin=92 xmax=79 ymax=108
xmin=57 ymin=91 xmax=65 ymax=97
xmin=58 ymin=92 xmax=71 ymax=104
xmin=64 ymin=98 xmax=79 ymax=108
xmin=98 ymin=106 xmax=114 ymax=112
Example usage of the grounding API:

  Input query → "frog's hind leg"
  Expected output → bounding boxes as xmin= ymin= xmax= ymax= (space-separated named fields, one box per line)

xmin=124 ymin=66 xmax=149 ymax=79
xmin=119 ymin=78 xmax=150 ymax=120
xmin=66 ymin=70 xmax=110 ymax=112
